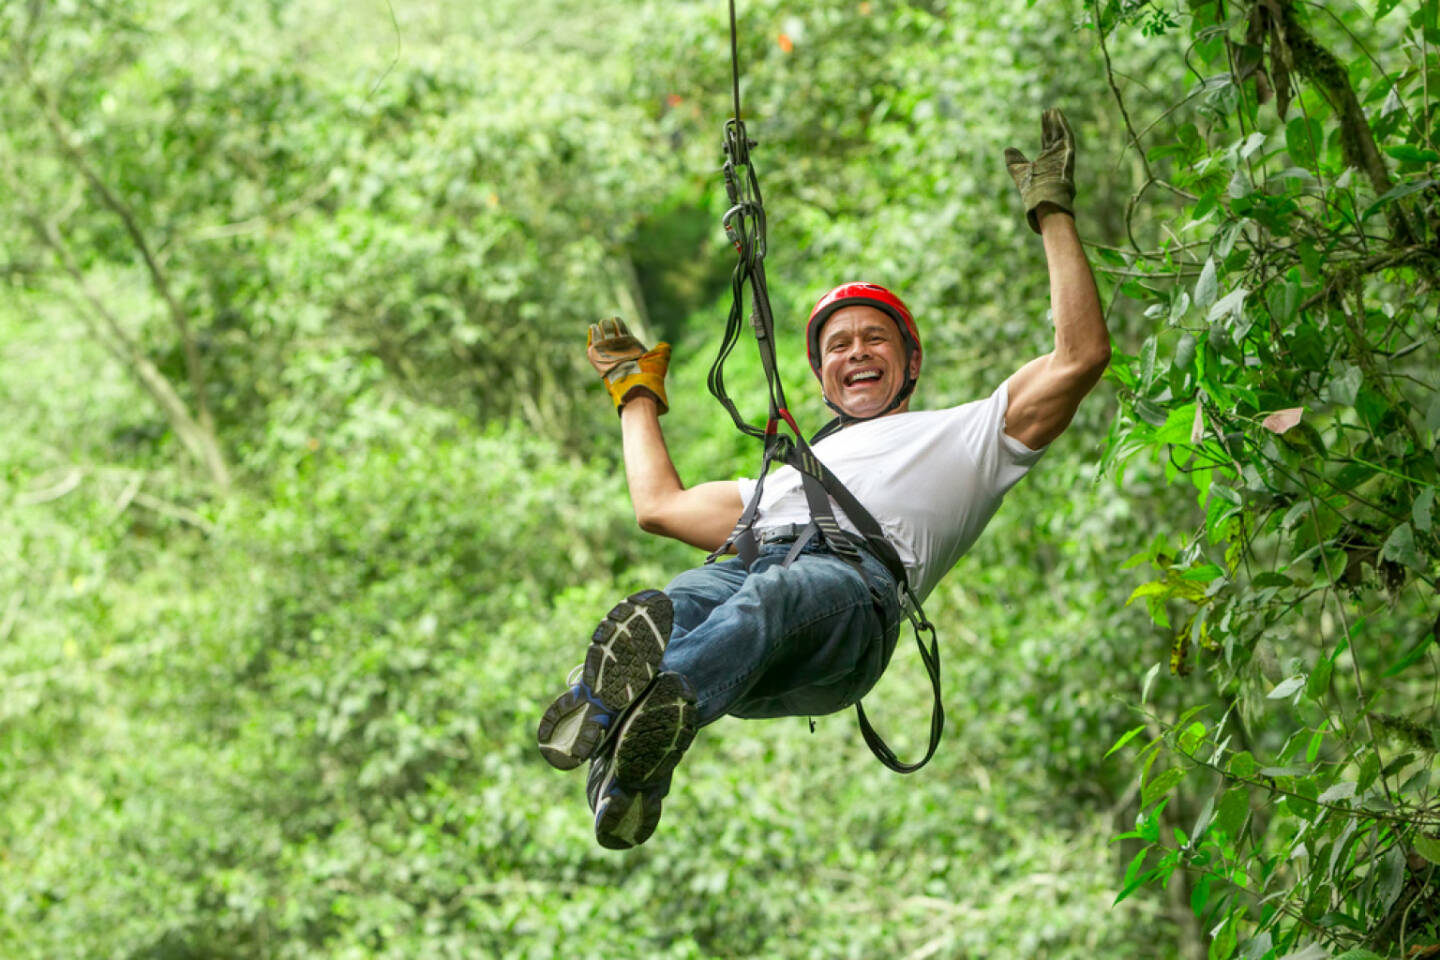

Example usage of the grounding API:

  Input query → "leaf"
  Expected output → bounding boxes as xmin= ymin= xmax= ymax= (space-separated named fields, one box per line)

xmin=1140 ymin=336 xmax=1158 ymax=388
xmin=1142 ymin=767 xmax=1187 ymax=808
xmin=1385 ymin=144 xmax=1440 ymax=163
xmin=1215 ymin=788 xmax=1251 ymax=844
xmin=1382 ymin=633 xmax=1437 ymax=677
xmin=1381 ymin=523 xmax=1423 ymax=570
xmin=1227 ymin=168 xmax=1251 ymax=199
xmin=1179 ymin=720 xmax=1208 ymax=753
xmin=1267 ymin=676 xmax=1305 ymax=699
xmin=1317 ymin=780 xmax=1356 ymax=803
xmin=1173 ymin=333 xmax=1198 ymax=373
xmin=1376 ymin=0 xmax=1405 ymax=18
xmin=1327 ymin=364 xmax=1363 ymax=406
xmin=1262 ymin=407 xmax=1304 ymax=434
xmin=1182 ymin=563 xmax=1224 ymax=582
xmin=1169 ymin=290 xmax=1191 ymax=324
xmin=1380 ymin=87 xmax=1404 ymax=118
xmin=1413 ymin=487 xmax=1433 ymax=533
xmin=1206 ymin=490 xmax=1240 ymax=544
xmin=1228 ymin=751 xmax=1257 ymax=778
xmin=1128 ymin=580 xmax=1174 ymax=605
xmin=1191 ymin=872 xmax=1213 ymax=916
xmin=1415 ymin=835 xmax=1440 ymax=866
xmin=1268 ymin=167 xmax=1316 ymax=183
xmin=1252 ymin=572 xmax=1293 ymax=588
xmin=1157 ymin=403 xmax=1200 ymax=444
xmin=1374 ymin=846 xmax=1406 ymax=918
xmin=1106 ymin=724 xmax=1148 ymax=758
xmin=1362 ymin=178 xmax=1438 ymax=219
xmin=1208 ymin=287 xmax=1248 ymax=324
xmin=1142 ymin=662 xmax=1161 ymax=705
xmin=1285 ymin=117 xmax=1323 ymax=168
xmin=1307 ymin=656 xmax=1333 ymax=700
xmin=1209 ymin=910 xmax=1238 ymax=960
xmin=1240 ymin=933 xmax=1273 ymax=960
xmin=1135 ymin=397 xmax=1169 ymax=426
xmin=1113 ymin=866 xmax=1156 ymax=906
xmin=1194 ymin=258 xmax=1218 ymax=311
xmin=1278 ymin=947 xmax=1329 ymax=960
xmin=1191 ymin=792 xmax=1217 ymax=843
xmin=1358 ymin=752 xmax=1382 ymax=791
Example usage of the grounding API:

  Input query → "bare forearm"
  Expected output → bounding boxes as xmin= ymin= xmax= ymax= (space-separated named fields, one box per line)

xmin=620 ymin=396 xmax=685 ymax=522
xmin=617 ymin=396 xmax=743 ymax=549
xmin=1038 ymin=207 xmax=1109 ymax=370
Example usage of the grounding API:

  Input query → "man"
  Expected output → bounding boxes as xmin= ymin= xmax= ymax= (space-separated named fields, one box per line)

xmin=537 ymin=109 xmax=1109 ymax=849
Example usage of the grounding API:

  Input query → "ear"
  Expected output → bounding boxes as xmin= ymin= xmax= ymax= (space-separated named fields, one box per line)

xmin=908 ymin=349 xmax=922 ymax=380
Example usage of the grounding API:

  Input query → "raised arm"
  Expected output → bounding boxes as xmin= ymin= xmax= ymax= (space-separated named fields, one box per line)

xmin=1001 ymin=109 xmax=1111 ymax=450
xmin=619 ymin=396 xmax=743 ymax=550
xmin=587 ymin=318 xmax=743 ymax=551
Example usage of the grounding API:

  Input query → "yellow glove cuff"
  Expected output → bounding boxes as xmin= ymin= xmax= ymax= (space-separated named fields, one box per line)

xmin=602 ymin=343 xmax=671 ymax=415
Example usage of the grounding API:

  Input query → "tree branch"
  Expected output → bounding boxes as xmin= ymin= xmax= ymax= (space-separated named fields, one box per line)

xmin=17 ymin=48 xmax=219 ymax=438
xmin=22 ymin=207 xmax=231 ymax=489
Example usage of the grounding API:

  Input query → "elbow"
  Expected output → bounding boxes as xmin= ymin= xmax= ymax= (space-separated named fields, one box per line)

xmin=1057 ymin=343 xmax=1111 ymax=382
xmin=634 ymin=502 xmax=670 ymax=536
xmin=1087 ymin=342 xmax=1112 ymax=375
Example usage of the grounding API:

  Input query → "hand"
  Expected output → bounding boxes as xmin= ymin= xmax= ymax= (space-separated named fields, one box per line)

xmin=1004 ymin=108 xmax=1076 ymax=234
xmin=586 ymin=317 xmax=671 ymax=415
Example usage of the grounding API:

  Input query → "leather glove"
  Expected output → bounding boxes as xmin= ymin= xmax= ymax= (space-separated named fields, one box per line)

xmin=1004 ymin=108 xmax=1076 ymax=234
xmin=587 ymin=317 xmax=671 ymax=415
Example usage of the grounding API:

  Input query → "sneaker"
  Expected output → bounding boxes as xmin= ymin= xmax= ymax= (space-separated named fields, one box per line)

xmin=536 ymin=589 xmax=673 ymax=771
xmin=586 ymin=670 xmax=696 ymax=850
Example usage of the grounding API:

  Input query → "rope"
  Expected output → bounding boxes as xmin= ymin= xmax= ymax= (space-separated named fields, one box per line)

xmin=728 ymin=0 xmax=742 ymax=125
xmin=707 ymin=0 xmax=944 ymax=775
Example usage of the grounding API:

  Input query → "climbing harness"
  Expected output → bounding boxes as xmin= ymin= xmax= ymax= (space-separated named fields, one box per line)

xmin=704 ymin=0 xmax=944 ymax=774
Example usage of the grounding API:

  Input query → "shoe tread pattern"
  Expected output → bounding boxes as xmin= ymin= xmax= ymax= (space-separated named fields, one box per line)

xmin=537 ymin=590 xmax=671 ymax=771
xmin=613 ymin=672 xmax=696 ymax=789
xmin=585 ymin=589 xmax=672 ymax=712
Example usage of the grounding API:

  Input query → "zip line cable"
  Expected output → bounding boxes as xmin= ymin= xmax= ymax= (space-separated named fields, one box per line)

xmin=705 ymin=0 xmax=945 ymax=774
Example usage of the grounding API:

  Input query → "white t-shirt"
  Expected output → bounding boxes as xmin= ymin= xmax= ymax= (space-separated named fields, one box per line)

xmin=736 ymin=381 xmax=1045 ymax=603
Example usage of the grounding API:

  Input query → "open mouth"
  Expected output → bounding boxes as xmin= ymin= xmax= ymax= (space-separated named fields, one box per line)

xmin=844 ymin=369 xmax=883 ymax=387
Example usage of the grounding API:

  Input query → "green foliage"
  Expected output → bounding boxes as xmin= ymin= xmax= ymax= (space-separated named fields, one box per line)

xmin=0 ymin=1 xmax=1182 ymax=956
xmin=1095 ymin=0 xmax=1440 ymax=955
xmin=5 ymin=0 xmax=1434 ymax=957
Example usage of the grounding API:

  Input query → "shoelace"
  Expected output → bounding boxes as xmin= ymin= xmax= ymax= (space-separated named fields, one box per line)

xmin=566 ymin=663 xmax=584 ymax=686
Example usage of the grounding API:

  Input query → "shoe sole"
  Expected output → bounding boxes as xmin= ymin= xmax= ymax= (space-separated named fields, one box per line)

xmin=536 ymin=590 xmax=672 ymax=770
xmin=612 ymin=672 xmax=696 ymax=788
xmin=594 ymin=673 xmax=696 ymax=850
xmin=592 ymin=767 xmax=666 ymax=851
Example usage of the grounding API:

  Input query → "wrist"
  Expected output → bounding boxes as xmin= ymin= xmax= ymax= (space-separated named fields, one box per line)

xmin=1035 ymin=202 xmax=1073 ymax=224
xmin=618 ymin=389 xmax=664 ymax=418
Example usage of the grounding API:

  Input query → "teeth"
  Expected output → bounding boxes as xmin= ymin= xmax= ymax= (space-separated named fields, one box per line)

xmin=848 ymin=371 xmax=881 ymax=385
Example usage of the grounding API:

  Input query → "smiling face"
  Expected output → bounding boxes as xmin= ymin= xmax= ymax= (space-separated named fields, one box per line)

xmin=817 ymin=305 xmax=921 ymax=420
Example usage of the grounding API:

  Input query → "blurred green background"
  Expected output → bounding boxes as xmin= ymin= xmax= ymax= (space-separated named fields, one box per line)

xmin=2 ymin=0 xmax=1434 ymax=957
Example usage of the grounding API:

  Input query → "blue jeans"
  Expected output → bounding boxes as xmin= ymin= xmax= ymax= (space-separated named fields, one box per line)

xmin=659 ymin=540 xmax=902 ymax=725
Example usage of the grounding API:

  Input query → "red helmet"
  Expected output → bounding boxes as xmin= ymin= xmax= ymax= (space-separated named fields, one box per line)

xmin=805 ymin=281 xmax=921 ymax=381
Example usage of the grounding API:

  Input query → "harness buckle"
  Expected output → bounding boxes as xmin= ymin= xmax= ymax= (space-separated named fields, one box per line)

xmin=756 ymin=522 xmax=808 ymax=545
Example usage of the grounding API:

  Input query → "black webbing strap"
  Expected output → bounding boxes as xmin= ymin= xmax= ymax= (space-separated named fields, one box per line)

xmin=778 ymin=437 xmax=945 ymax=774
xmin=706 ymin=0 xmax=942 ymax=773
